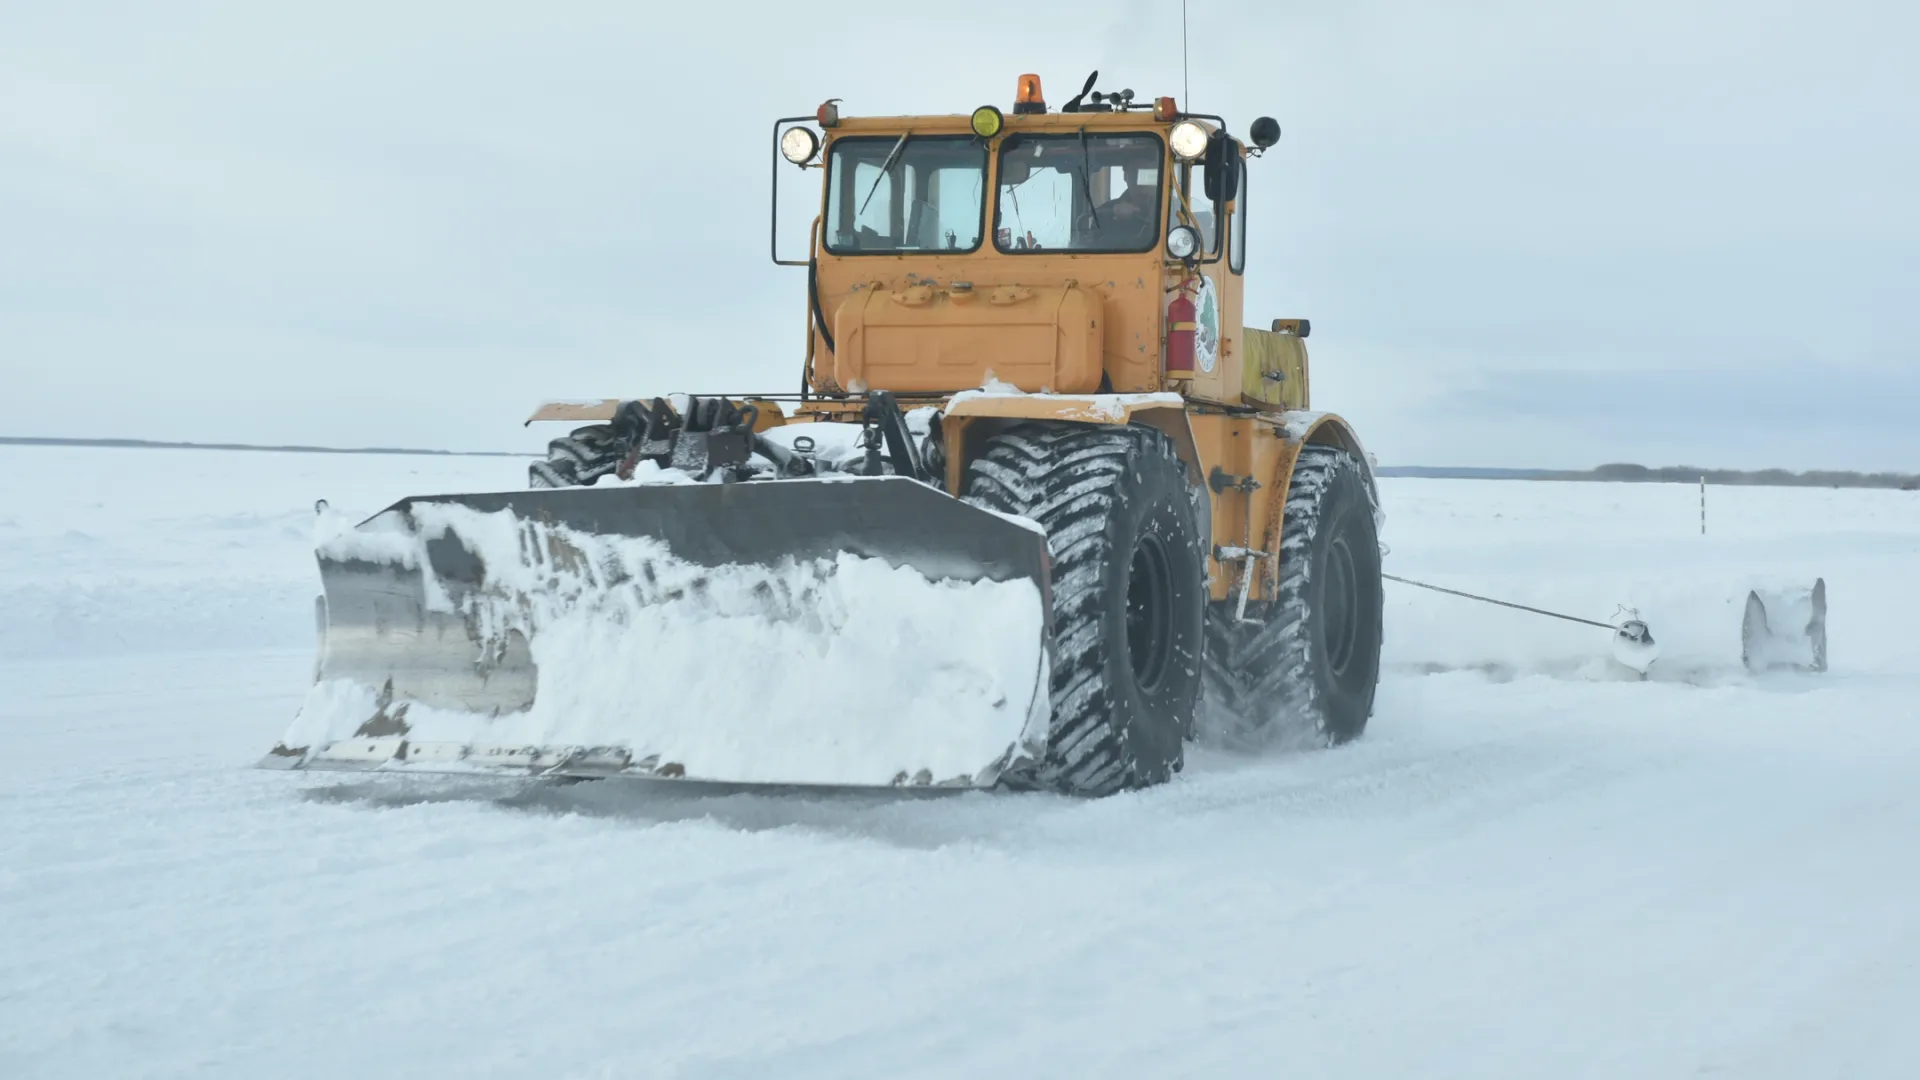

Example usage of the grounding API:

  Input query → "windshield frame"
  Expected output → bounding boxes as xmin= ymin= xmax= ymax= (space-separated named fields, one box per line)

xmin=820 ymin=134 xmax=989 ymax=257
xmin=991 ymin=131 xmax=1168 ymax=257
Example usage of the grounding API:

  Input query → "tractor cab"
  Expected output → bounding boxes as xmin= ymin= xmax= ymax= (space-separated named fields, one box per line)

xmin=772 ymin=74 xmax=1286 ymax=405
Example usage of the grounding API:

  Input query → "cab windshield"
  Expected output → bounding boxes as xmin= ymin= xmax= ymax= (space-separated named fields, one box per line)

xmin=824 ymin=135 xmax=987 ymax=254
xmin=994 ymin=133 xmax=1164 ymax=253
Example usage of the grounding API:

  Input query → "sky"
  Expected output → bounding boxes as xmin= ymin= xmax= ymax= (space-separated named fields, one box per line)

xmin=1 ymin=0 xmax=1914 ymax=469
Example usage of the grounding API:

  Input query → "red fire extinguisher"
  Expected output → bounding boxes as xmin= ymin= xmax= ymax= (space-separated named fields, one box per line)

xmin=1165 ymin=278 xmax=1198 ymax=377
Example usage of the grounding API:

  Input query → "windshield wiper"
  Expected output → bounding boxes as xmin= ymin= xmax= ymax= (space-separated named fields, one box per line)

xmin=858 ymin=132 xmax=911 ymax=216
xmin=1077 ymin=128 xmax=1099 ymax=228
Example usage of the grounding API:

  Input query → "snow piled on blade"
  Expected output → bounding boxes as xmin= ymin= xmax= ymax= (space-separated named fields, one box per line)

xmin=285 ymin=502 xmax=1050 ymax=787
xmin=310 ymin=502 xmax=421 ymax=568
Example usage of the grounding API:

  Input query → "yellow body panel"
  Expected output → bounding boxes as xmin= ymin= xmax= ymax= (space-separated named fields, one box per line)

xmin=834 ymin=282 xmax=1104 ymax=394
xmin=526 ymin=398 xmax=786 ymax=432
xmin=526 ymin=400 xmax=620 ymax=424
xmin=1240 ymin=327 xmax=1310 ymax=410
xmin=811 ymin=255 xmax=1164 ymax=395
xmin=1186 ymin=409 xmax=1368 ymax=603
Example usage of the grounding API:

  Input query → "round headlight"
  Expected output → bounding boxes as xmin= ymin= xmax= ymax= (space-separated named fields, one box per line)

xmin=780 ymin=126 xmax=821 ymax=165
xmin=1169 ymin=120 xmax=1210 ymax=161
xmin=1166 ymin=224 xmax=1200 ymax=260
xmin=970 ymin=105 xmax=1005 ymax=139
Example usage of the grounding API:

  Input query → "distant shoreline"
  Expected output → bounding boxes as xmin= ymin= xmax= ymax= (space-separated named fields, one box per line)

xmin=3 ymin=436 xmax=1912 ymax=490
xmin=1376 ymin=464 xmax=1919 ymax=491
xmin=0 ymin=436 xmax=528 ymax=458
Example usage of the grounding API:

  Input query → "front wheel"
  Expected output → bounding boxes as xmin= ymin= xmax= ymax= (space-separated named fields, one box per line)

xmin=964 ymin=423 xmax=1206 ymax=796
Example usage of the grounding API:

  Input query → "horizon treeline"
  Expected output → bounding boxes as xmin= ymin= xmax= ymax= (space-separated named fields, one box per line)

xmin=1582 ymin=464 xmax=1919 ymax=490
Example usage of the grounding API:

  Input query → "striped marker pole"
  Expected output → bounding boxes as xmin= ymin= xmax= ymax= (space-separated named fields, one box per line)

xmin=1700 ymin=475 xmax=1707 ymax=535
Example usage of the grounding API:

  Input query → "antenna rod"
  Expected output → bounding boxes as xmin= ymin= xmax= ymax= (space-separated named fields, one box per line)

xmin=1182 ymin=0 xmax=1190 ymax=106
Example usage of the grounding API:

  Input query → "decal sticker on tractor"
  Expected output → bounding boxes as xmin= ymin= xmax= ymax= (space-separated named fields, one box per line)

xmin=1193 ymin=274 xmax=1220 ymax=374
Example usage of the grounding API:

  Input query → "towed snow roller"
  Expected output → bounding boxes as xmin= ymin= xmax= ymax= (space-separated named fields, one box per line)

xmin=1742 ymin=578 xmax=1827 ymax=673
xmin=263 ymin=477 xmax=1054 ymax=789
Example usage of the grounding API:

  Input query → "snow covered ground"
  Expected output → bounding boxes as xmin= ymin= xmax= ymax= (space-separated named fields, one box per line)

xmin=4 ymin=444 xmax=1919 ymax=1079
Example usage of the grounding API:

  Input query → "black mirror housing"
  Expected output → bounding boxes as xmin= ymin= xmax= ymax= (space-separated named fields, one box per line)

xmin=1202 ymin=134 xmax=1241 ymax=202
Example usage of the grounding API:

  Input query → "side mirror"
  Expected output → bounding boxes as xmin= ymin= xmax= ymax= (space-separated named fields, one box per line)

xmin=1202 ymin=134 xmax=1241 ymax=202
xmin=1249 ymin=117 xmax=1281 ymax=149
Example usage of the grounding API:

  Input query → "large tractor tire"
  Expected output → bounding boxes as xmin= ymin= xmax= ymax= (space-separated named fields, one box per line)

xmin=529 ymin=424 xmax=625 ymax=489
xmin=964 ymin=424 xmax=1206 ymax=796
xmin=1202 ymin=444 xmax=1383 ymax=750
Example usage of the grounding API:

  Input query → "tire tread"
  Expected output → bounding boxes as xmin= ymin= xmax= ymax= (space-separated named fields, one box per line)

xmin=1201 ymin=444 xmax=1380 ymax=748
xmin=965 ymin=423 xmax=1198 ymax=796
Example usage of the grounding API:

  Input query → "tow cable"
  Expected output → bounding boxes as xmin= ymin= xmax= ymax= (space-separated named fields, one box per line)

xmin=1382 ymin=573 xmax=1659 ymax=675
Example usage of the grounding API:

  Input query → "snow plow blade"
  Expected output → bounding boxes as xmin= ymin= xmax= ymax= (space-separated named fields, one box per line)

xmin=263 ymin=477 xmax=1053 ymax=789
xmin=1742 ymin=578 xmax=1828 ymax=673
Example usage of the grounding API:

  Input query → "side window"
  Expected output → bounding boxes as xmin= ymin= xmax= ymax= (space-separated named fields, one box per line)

xmin=1228 ymin=163 xmax=1247 ymax=274
xmin=1192 ymin=167 xmax=1221 ymax=257
xmin=1168 ymin=168 xmax=1219 ymax=255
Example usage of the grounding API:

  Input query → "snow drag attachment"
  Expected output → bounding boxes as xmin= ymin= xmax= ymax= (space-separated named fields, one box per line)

xmin=1609 ymin=613 xmax=1660 ymax=677
xmin=265 ymin=478 xmax=1053 ymax=789
xmin=1742 ymin=578 xmax=1828 ymax=673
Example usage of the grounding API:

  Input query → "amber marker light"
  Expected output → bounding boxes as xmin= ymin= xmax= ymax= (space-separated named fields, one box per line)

xmin=1154 ymin=96 xmax=1178 ymax=122
xmin=1014 ymin=73 xmax=1046 ymax=114
xmin=971 ymin=105 xmax=1005 ymax=138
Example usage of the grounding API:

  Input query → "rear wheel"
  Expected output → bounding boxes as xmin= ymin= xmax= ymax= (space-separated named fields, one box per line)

xmin=964 ymin=424 xmax=1205 ymax=796
xmin=529 ymin=424 xmax=624 ymax=489
xmin=1202 ymin=444 xmax=1383 ymax=749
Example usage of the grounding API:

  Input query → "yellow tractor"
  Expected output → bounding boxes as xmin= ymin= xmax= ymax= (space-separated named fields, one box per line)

xmin=265 ymin=72 xmax=1384 ymax=796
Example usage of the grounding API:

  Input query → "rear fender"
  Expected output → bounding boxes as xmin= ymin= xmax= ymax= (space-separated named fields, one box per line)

xmin=1284 ymin=411 xmax=1375 ymax=506
xmin=1254 ymin=411 xmax=1376 ymax=601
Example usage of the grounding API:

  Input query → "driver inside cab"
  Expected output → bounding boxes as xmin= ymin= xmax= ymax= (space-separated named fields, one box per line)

xmin=1079 ymin=163 xmax=1161 ymax=250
